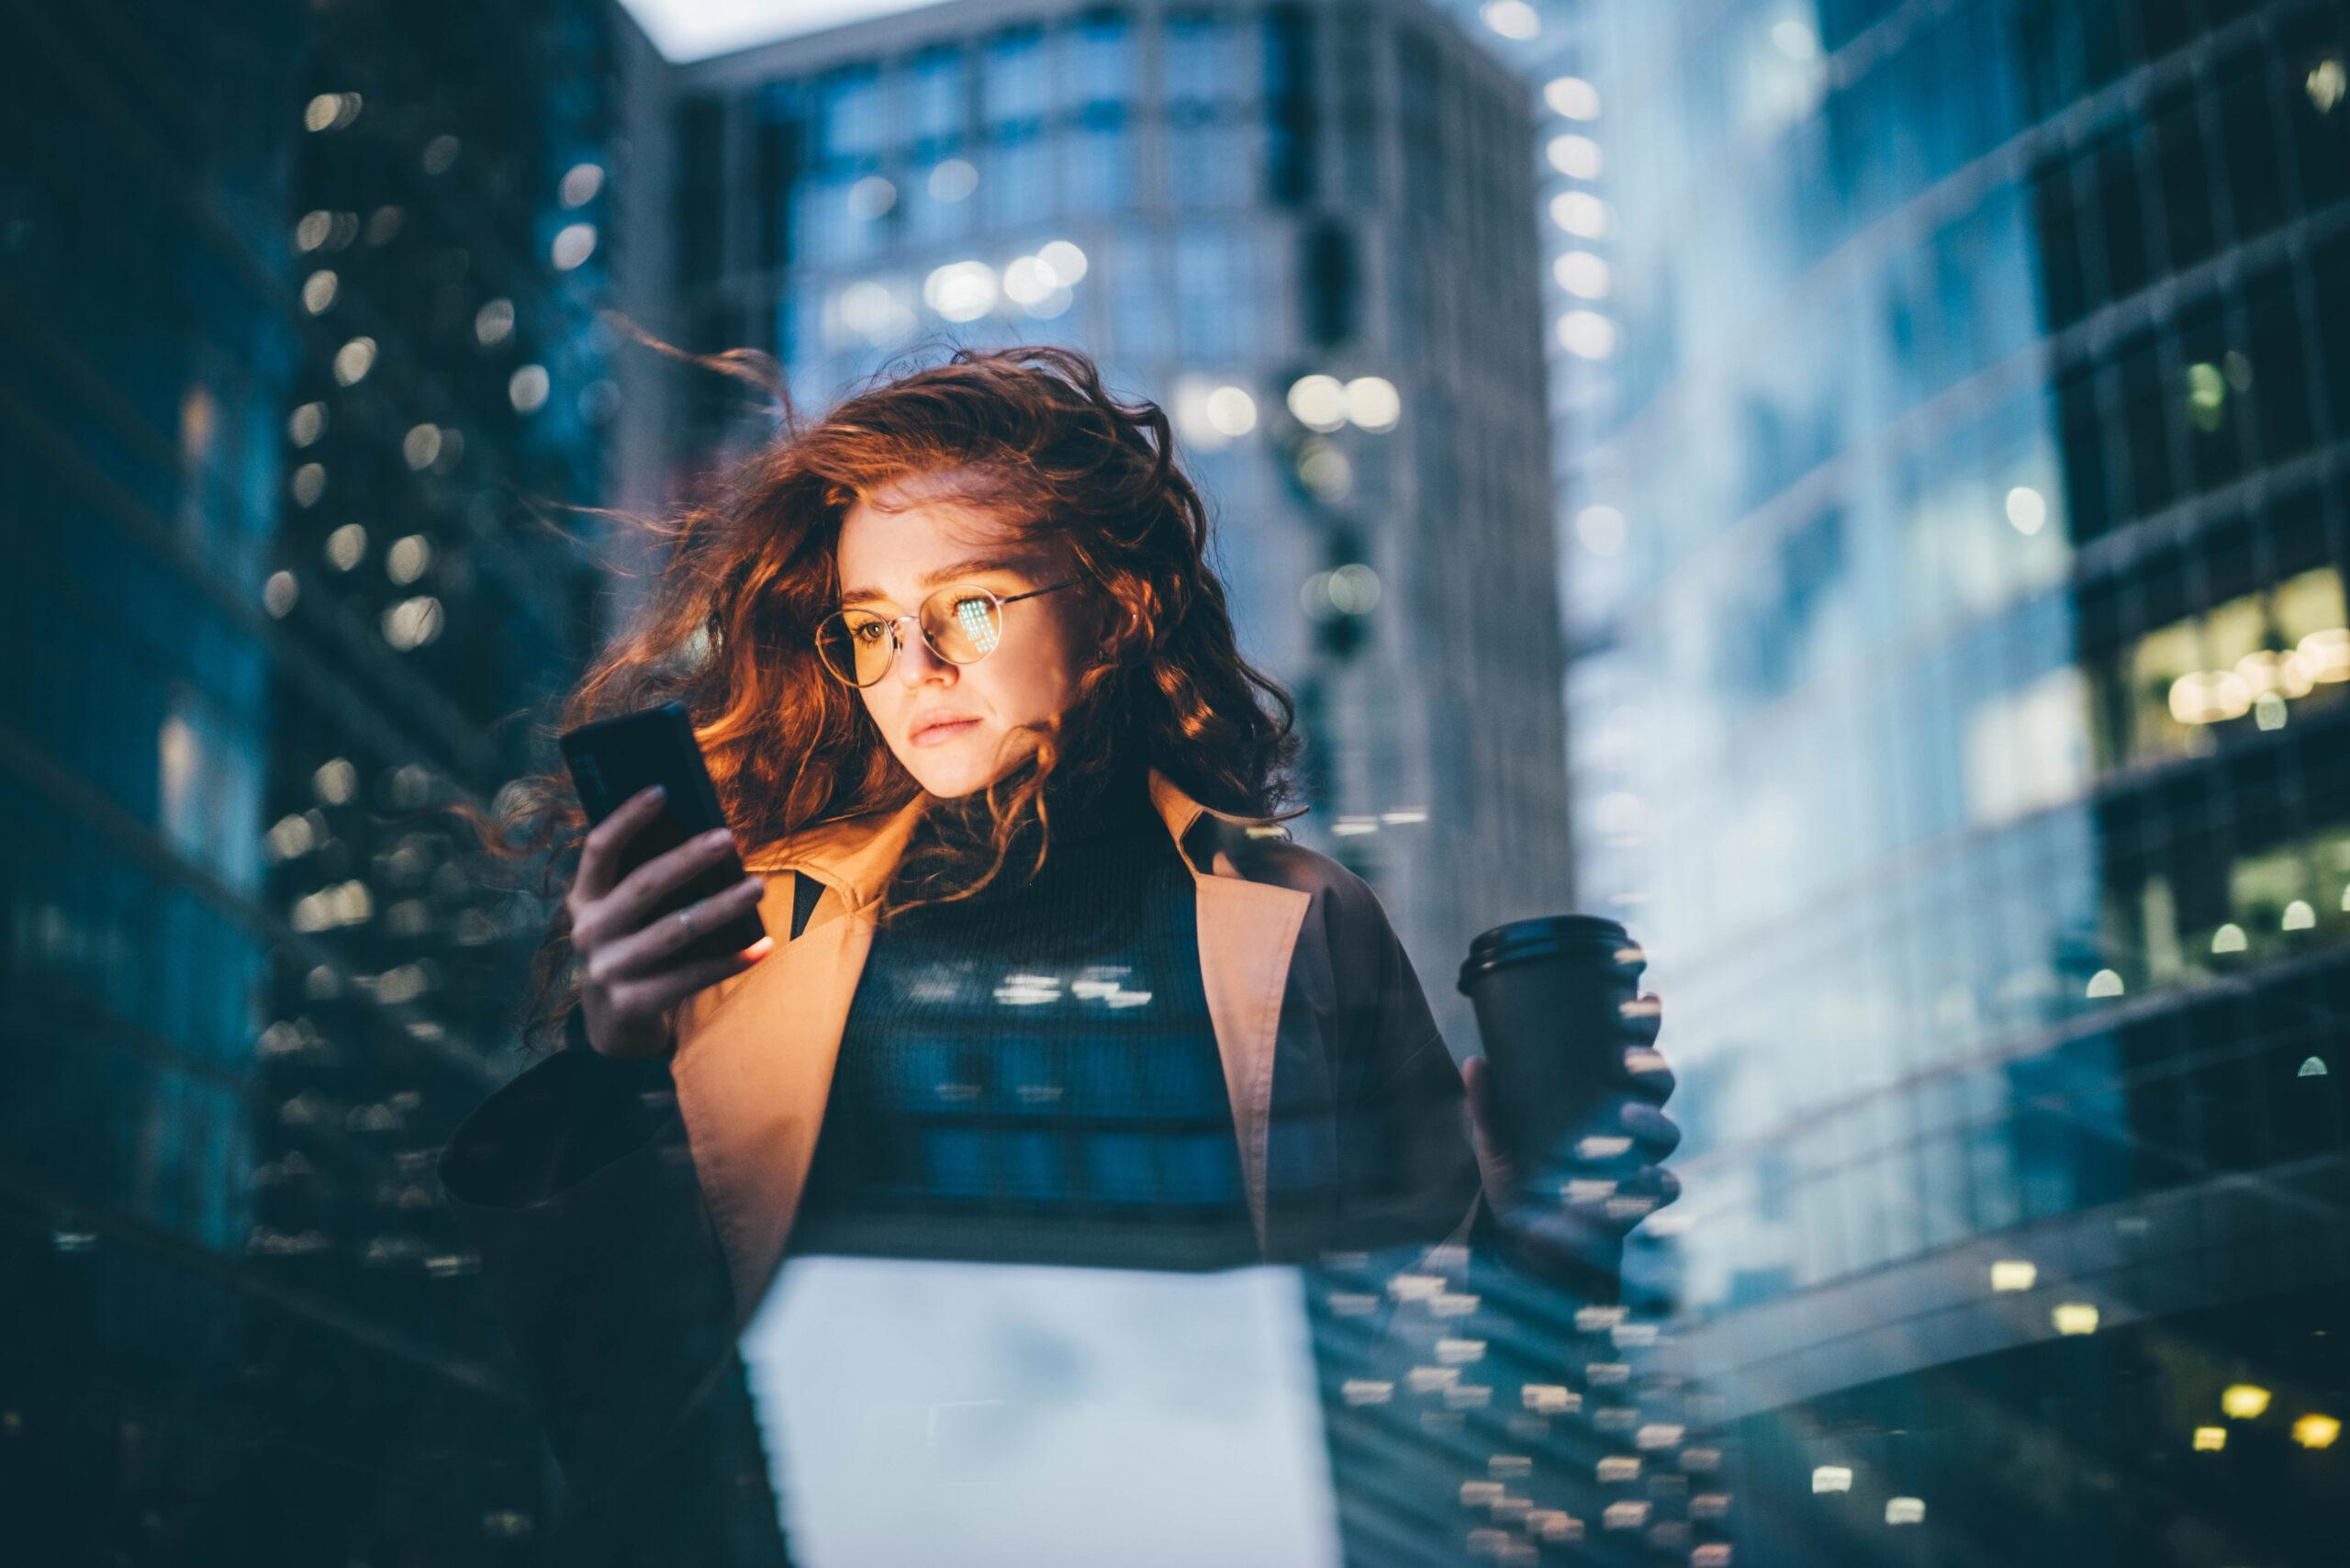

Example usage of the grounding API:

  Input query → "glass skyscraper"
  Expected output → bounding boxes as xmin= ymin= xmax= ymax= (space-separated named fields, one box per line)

xmin=0 ymin=2 xmax=639 ymax=1557
xmin=644 ymin=0 xmax=1572 ymax=1050
xmin=1444 ymin=0 xmax=2349 ymax=1561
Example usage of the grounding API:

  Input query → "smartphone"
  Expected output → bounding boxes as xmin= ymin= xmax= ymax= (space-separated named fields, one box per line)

xmin=559 ymin=701 xmax=767 ymax=965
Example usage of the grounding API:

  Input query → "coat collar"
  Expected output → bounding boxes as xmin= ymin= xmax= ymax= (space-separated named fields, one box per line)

xmin=682 ymin=765 xmax=1311 ymax=1328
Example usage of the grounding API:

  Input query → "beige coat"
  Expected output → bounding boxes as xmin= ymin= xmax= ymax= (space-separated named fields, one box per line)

xmin=669 ymin=766 xmax=1485 ymax=1328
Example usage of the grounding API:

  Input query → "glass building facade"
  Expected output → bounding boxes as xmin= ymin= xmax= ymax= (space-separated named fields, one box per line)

xmin=0 ymin=1 xmax=638 ymax=1557
xmin=1441 ymin=0 xmax=2350 ymax=1561
xmin=656 ymin=0 xmax=1572 ymax=1050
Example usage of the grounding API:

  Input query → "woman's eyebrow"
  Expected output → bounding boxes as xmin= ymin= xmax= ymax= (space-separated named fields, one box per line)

xmin=838 ymin=554 xmax=1035 ymax=605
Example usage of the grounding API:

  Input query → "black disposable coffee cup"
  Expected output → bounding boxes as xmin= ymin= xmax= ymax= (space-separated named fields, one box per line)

xmin=1457 ymin=914 xmax=1647 ymax=1186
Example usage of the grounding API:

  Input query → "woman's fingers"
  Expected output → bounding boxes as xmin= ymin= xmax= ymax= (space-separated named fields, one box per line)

xmin=582 ymin=826 xmax=740 ymax=947
xmin=1623 ymin=1048 xmax=1675 ymax=1104
xmin=1618 ymin=1100 xmax=1682 ymax=1161
xmin=1618 ymin=991 xmax=1662 ymax=1034
xmin=585 ymin=875 xmax=767 ymax=986
xmin=617 ymin=937 xmax=774 ymax=1020
xmin=1557 ymin=1159 xmax=1682 ymax=1223
xmin=571 ymin=784 xmax=666 ymax=907
xmin=1620 ymin=992 xmax=1674 ymax=1104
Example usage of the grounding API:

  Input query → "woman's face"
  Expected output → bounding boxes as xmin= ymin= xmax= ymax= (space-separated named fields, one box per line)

xmin=834 ymin=474 xmax=1101 ymax=800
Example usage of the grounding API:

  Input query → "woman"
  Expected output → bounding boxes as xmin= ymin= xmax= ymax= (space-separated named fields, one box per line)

xmin=440 ymin=344 xmax=1679 ymax=1562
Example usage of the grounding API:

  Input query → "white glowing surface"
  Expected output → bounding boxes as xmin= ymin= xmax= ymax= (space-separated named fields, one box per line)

xmin=741 ymin=1259 xmax=1341 ymax=1567
xmin=617 ymin=0 xmax=948 ymax=61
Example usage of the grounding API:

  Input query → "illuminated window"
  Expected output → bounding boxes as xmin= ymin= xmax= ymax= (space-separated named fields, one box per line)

xmin=159 ymin=689 xmax=264 ymax=893
xmin=2105 ymin=566 xmax=2348 ymax=767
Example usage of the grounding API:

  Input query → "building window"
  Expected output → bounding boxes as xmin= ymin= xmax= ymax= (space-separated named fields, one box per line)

xmin=816 ymin=65 xmax=887 ymax=163
xmin=1060 ymin=11 xmax=1134 ymax=114
xmin=1104 ymin=231 xmax=1170 ymax=364
xmin=1064 ymin=111 xmax=1136 ymax=213
xmin=982 ymin=26 xmax=1049 ymax=132
xmin=1172 ymin=227 xmax=1255 ymax=360
xmin=1166 ymin=12 xmax=1243 ymax=107
xmin=985 ymin=129 xmax=1051 ymax=230
xmin=796 ymin=173 xmax=882 ymax=266
xmin=905 ymin=45 xmax=968 ymax=153
xmin=1167 ymin=120 xmax=1253 ymax=207
xmin=903 ymin=157 xmax=978 ymax=244
xmin=2098 ymin=564 xmax=2349 ymax=768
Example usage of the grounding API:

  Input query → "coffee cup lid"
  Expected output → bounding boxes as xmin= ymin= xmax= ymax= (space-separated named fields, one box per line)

xmin=1457 ymin=914 xmax=1638 ymax=993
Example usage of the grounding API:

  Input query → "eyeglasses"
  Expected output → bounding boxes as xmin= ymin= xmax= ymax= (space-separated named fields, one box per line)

xmin=813 ymin=577 xmax=1082 ymax=688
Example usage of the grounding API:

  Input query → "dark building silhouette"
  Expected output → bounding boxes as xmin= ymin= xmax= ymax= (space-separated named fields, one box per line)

xmin=0 ymin=0 xmax=648 ymax=1557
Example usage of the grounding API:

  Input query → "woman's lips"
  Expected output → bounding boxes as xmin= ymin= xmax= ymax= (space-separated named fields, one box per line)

xmin=911 ymin=718 xmax=980 ymax=747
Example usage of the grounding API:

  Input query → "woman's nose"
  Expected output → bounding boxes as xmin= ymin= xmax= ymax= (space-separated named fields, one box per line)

xmin=891 ymin=622 xmax=953 ymax=685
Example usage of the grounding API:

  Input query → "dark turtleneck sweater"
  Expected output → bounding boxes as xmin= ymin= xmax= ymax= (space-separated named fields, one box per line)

xmin=784 ymin=762 xmax=1257 ymax=1271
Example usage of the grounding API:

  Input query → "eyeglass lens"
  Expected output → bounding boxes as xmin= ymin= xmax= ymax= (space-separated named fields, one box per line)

xmin=822 ymin=587 xmax=1004 ymax=686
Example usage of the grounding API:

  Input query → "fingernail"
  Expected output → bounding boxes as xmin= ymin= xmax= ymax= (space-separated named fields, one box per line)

xmin=702 ymin=827 xmax=732 ymax=846
xmin=643 ymin=783 xmax=666 ymax=802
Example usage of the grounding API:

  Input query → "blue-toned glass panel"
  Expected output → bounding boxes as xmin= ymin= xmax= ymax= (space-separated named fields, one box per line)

xmin=986 ymin=129 xmax=1052 ymax=230
xmin=1166 ymin=12 xmax=1242 ymax=106
xmin=1167 ymin=120 xmax=1254 ymax=207
xmin=904 ymin=46 xmax=968 ymax=151
xmin=815 ymin=65 xmax=886 ymax=164
xmin=1103 ymin=230 xmax=1171 ymax=364
xmin=982 ymin=26 xmax=1049 ymax=130
xmin=1064 ymin=112 xmax=1136 ymax=214
xmin=1060 ymin=11 xmax=1134 ymax=113
xmin=1171 ymin=227 xmax=1256 ymax=360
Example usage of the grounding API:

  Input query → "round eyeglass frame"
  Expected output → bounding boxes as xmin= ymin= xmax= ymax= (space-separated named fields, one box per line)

xmin=812 ymin=577 xmax=1083 ymax=688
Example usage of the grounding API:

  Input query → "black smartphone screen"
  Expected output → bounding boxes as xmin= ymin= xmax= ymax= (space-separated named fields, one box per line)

xmin=558 ymin=702 xmax=767 ymax=964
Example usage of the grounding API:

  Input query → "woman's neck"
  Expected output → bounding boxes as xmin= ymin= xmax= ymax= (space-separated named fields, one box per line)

xmin=898 ymin=756 xmax=1156 ymax=901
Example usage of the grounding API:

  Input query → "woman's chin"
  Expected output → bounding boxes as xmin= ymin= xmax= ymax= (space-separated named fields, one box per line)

xmin=903 ymin=746 xmax=999 ymax=801
xmin=902 ymin=732 xmax=1035 ymax=801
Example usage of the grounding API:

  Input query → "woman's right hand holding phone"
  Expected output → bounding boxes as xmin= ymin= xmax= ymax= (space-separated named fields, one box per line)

xmin=567 ymin=784 xmax=774 ymax=1058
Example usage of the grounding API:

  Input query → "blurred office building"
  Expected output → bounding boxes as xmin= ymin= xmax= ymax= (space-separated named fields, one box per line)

xmin=630 ymin=0 xmax=1572 ymax=1048
xmin=1449 ymin=0 xmax=2350 ymax=1562
xmin=0 ymin=0 xmax=649 ymax=1557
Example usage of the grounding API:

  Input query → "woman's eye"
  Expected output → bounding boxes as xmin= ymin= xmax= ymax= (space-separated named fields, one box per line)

xmin=848 ymin=620 xmax=887 ymax=645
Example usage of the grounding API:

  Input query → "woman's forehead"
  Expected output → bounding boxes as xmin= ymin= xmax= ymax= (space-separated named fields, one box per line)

xmin=853 ymin=464 xmax=1009 ymax=521
xmin=844 ymin=491 xmax=1013 ymax=546
xmin=837 ymin=478 xmax=1055 ymax=579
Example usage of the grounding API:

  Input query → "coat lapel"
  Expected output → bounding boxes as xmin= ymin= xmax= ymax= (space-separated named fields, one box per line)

xmin=668 ymin=908 xmax=870 ymax=1331
xmin=670 ymin=768 xmax=1311 ymax=1328
xmin=1187 ymin=873 xmax=1311 ymax=1249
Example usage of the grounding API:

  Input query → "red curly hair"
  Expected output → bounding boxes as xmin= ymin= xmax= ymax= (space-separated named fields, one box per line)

xmin=464 ymin=340 xmax=1304 ymax=1052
